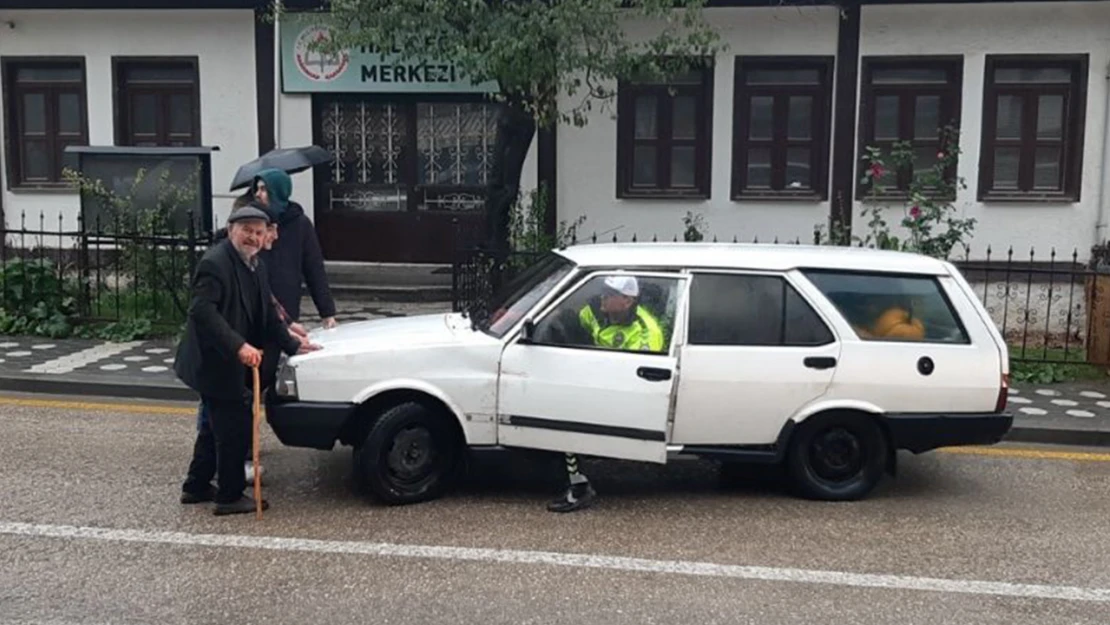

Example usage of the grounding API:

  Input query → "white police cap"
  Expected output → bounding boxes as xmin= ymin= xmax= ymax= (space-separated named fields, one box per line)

xmin=603 ymin=275 xmax=639 ymax=297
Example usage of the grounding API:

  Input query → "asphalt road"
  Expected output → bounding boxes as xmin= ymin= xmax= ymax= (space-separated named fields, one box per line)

xmin=1 ymin=393 xmax=1109 ymax=625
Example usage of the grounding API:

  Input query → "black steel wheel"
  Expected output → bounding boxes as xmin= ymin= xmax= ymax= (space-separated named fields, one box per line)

xmin=353 ymin=401 xmax=461 ymax=505
xmin=786 ymin=412 xmax=887 ymax=501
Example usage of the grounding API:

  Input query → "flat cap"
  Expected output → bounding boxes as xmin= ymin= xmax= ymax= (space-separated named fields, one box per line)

xmin=227 ymin=203 xmax=271 ymax=225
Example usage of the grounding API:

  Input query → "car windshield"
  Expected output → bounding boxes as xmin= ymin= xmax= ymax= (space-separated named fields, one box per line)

xmin=482 ymin=253 xmax=576 ymax=338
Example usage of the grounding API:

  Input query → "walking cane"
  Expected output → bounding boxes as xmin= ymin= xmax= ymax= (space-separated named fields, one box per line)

xmin=251 ymin=364 xmax=263 ymax=520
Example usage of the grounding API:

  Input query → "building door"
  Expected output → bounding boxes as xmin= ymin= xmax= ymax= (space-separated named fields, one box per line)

xmin=312 ymin=96 xmax=500 ymax=263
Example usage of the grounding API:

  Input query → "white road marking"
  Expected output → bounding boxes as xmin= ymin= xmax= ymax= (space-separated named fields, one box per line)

xmin=1 ymin=521 xmax=1108 ymax=603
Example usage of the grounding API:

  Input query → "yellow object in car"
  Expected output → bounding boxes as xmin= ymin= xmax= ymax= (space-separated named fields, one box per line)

xmin=871 ymin=307 xmax=926 ymax=339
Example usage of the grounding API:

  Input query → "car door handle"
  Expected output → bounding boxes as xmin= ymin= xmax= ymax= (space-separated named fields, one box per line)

xmin=637 ymin=366 xmax=672 ymax=382
xmin=804 ymin=356 xmax=837 ymax=370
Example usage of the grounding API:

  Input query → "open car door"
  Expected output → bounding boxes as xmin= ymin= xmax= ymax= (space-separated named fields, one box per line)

xmin=496 ymin=271 xmax=689 ymax=464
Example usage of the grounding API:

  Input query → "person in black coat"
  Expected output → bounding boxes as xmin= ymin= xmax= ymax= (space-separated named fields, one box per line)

xmin=177 ymin=205 xmax=318 ymax=516
xmin=194 ymin=204 xmax=308 ymax=486
xmin=251 ymin=168 xmax=337 ymax=327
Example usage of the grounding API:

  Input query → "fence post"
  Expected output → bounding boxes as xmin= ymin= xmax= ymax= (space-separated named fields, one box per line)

xmin=77 ymin=210 xmax=90 ymax=318
xmin=186 ymin=209 xmax=198 ymax=281
xmin=1086 ymin=260 xmax=1110 ymax=366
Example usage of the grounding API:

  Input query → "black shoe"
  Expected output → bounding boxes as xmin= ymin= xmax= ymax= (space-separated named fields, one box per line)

xmin=213 ymin=496 xmax=270 ymax=516
xmin=180 ymin=485 xmax=217 ymax=504
xmin=547 ymin=483 xmax=597 ymax=513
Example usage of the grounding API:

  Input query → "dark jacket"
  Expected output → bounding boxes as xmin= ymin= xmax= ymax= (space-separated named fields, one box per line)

xmin=253 ymin=168 xmax=336 ymax=322
xmin=174 ymin=239 xmax=300 ymax=402
xmin=210 ymin=227 xmax=298 ymax=391
xmin=258 ymin=201 xmax=335 ymax=321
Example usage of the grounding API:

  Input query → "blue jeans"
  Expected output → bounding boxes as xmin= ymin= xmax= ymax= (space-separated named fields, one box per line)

xmin=196 ymin=400 xmax=209 ymax=432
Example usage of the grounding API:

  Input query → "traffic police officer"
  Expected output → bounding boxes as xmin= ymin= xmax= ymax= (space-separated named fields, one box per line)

xmin=548 ymin=275 xmax=666 ymax=513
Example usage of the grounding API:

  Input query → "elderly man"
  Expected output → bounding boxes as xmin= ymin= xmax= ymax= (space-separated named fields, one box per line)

xmin=548 ymin=275 xmax=666 ymax=513
xmin=176 ymin=204 xmax=318 ymax=516
xmin=193 ymin=209 xmax=309 ymax=486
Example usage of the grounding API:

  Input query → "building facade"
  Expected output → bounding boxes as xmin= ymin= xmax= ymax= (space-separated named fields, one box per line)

xmin=0 ymin=3 xmax=263 ymax=234
xmin=1 ymin=0 xmax=1108 ymax=263
xmin=558 ymin=1 xmax=1110 ymax=259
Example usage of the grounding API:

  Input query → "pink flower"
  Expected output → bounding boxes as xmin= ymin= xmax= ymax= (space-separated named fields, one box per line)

xmin=936 ymin=151 xmax=945 ymax=159
xmin=909 ymin=206 xmax=921 ymax=219
xmin=869 ymin=163 xmax=885 ymax=178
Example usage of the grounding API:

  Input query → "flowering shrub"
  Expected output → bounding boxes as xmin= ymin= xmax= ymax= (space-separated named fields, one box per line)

xmin=854 ymin=124 xmax=976 ymax=259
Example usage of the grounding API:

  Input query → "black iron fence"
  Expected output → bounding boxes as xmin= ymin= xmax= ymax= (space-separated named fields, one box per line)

xmin=452 ymin=236 xmax=1110 ymax=366
xmin=4 ymin=206 xmax=1108 ymax=366
xmin=0 ymin=210 xmax=211 ymax=336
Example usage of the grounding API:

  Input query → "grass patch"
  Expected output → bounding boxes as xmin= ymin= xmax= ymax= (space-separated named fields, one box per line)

xmin=1009 ymin=346 xmax=1107 ymax=385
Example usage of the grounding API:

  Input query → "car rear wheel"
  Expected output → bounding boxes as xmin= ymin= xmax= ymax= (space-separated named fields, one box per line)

xmin=353 ymin=401 xmax=461 ymax=505
xmin=785 ymin=412 xmax=887 ymax=501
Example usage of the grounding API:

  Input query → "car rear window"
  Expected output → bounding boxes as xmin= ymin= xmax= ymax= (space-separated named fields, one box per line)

xmin=800 ymin=270 xmax=969 ymax=344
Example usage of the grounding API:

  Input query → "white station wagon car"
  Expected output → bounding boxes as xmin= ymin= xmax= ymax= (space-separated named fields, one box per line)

xmin=267 ymin=243 xmax=1013 ymax=505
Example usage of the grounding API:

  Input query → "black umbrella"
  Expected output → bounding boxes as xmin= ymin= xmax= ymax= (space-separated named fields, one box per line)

xmin=229 ymin=145 xmax=334 ymax=191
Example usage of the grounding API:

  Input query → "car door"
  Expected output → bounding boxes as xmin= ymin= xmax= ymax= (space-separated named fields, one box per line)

xmin=670 ymin=270 xmax=842 ymax=446
xmin=496 ymin=270 xmax=690 ymax=464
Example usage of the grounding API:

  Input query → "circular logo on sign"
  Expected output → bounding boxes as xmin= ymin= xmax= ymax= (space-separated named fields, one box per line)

xmin=293 ymin=26 xmax=349 ymax=82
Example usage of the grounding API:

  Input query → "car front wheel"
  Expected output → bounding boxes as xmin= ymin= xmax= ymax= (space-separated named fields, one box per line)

xmin=353 ymin=401 xmax=461 ymax=505
xmin=785 ymin=412 xmax=888 ymax=501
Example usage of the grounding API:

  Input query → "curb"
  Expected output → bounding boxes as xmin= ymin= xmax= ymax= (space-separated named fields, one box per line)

xmin=0 ymin=372 xmax=195 ymax=402
xmin=1003 ymin=425 xmax=1110 ymax=447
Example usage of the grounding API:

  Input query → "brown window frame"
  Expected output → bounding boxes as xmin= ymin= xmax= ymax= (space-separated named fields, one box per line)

xmin=615 ymin=59 xmax=714 ymax=200
xmin=977 ymin=54 xmax=1088 ymax=202
xmin=112 ymin=56 xmax=202 ymax=147
xmin=731 ymin=56 xmax=834 ymax=201
xmin=856 ymin=56 xmax=964 ymax=201
xmin=1 ymin=57 xmax=89 ymax=189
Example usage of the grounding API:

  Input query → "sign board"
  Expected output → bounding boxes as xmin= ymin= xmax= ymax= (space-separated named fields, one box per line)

xmin=279 ymin=17 xmax=499 ymax=94
xmin=64 ymin=146 xmax=215 ymax=235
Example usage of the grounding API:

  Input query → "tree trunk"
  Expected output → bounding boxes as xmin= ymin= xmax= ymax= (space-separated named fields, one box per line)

xmin=484 ymin=102 xmax=537 ymax=254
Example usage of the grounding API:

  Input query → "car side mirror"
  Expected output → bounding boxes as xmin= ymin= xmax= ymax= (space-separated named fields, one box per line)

xmin=520 ymin=319 xmax=536 ymax=344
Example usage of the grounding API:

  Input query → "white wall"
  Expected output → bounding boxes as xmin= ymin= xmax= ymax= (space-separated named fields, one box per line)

xmin=0 ymin=9 xmax=259 ymax=233
xmin=859 ymin=2 xmax=1110 ymax=259
xmin=277 ymin=91 xmax=315 ymax=219
xmin=556 ymin=2 xmax=1110 ymax=257
xmin=556 ymin=6 xmax=841 ymax=244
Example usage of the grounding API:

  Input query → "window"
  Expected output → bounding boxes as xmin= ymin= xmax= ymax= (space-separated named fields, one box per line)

xmin=687 ymin=273 xmax=833 ymax=346
xmin=731 ymin=56 xmax=833 ymax=199
xmin=114 ymin=58 xmax=200 ymax=147
xmin=616 ymin=61 xmax=714 ymax=198
xmin=484 ymin=253 xmax=577 ymax=338
xmin=317 ymin=99 xmax=502 ymax=213
xmin=801 ymin=270 xmax=969 ymax=344
xmin=2 ymin=58 xmax=87 ymax=187
xmin=857 ymin=56 xmax=963 ymax=197
xmin=530 ymin=273 xmax=683 ymax=354
xmin=978 ymin=54 xmax=1088 ymax=201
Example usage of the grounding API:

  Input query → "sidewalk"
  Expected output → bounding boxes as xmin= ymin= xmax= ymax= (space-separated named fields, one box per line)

xmin=0 ymin=299 xmax=450 ymax=401
xmin=0 ymin=298 xmax=1106 ymax=448
xmin=1004 ymin=382 xmax=1110 ymax=447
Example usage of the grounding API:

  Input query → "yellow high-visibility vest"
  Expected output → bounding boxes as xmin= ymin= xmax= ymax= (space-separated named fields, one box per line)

xmin=578 ymin=304 xmax=665 ymax=352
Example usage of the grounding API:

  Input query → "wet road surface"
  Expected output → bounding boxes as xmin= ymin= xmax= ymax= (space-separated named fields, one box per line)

xmin=1 ymin=393 xmax=1109 ymax=624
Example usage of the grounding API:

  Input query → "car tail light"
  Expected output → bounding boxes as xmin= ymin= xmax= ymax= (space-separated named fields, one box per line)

xmin=994 ymin=373 xmax=1009 ymax=413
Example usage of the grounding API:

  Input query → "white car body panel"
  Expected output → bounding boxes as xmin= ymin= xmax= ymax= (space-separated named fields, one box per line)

xmin=811 ymin=275 xmax=1001 ymax=415
xmin=293 ymin=312 xmax=503 ymax=444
